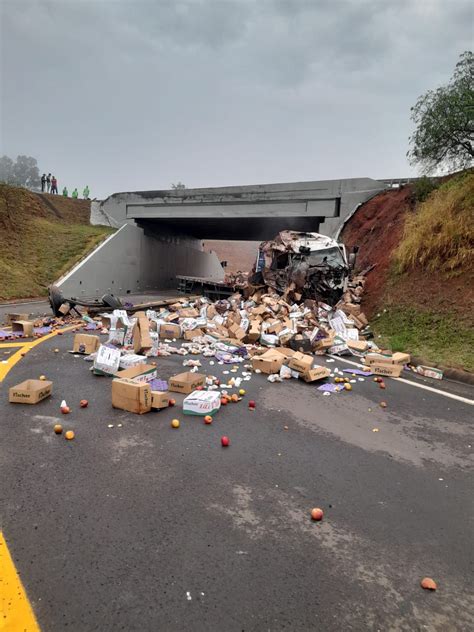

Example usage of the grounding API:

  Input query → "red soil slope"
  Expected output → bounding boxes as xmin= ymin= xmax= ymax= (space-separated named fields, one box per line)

xmin=341 ymin=187 xmax=414 ymax=316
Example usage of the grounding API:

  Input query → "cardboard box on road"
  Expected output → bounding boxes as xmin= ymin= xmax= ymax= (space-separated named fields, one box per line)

xmin=228 ymin=323 xmax=246 ymax=341
xmin=183 ymin=390 xmax=221 ymax=416
xmin=151 ymin=391 xmax=170 ymax=409
xmin=73 ymin=333 xmax=100 ymax=355
xmin=112 ymin=378 xmax=151 ymax=414
xmin=370 ymin=363 xmax=403 ymax=378
xmin=6 ymin=313 xmax=30 ymax=325
xmin=93 ymin=345 xmax=121 ymax=376
xmin=9 ymin=379 xmax=52 ymax=404
xmin=159 ymin=323 xmax=182 ymax=340
xmin=288 ymin=351 xmax=314 ymax=373
xmin=115 ymin=363 xmax=158 ymax=383
xmin=119 ymin=354 xmax=147 ymax=369
xmin=251 ymin=349 xmax=286 ymax=374
xmin=11 ymin=320 xmax=34 ymax=337
xmin=347 ymin=339 xmax=369 ymax=353
xmin=168 ymin=372 xmax=206 ymax=394
xmin=301 ymin=366 xmax=331 ymax=383
xmin=245 ymin=320 xmax=261 ymax=343
xmin=365 ymin=352 xmax=410 ymax=366
xmin=133 ymin=312 xmax=153 ymax=353
xmin=184 ymin=328 xmax=204 ymax=340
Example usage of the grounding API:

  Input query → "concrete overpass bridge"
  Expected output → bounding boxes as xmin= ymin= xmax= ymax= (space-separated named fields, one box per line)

xmin=57 ymin=177 xmax=387 ymax=297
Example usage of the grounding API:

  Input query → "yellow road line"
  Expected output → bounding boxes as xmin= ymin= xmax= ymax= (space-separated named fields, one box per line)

xmin=0 ymin=326 xmax=78 ymax=383
xmin=0 ymin=531 xmax=40 ymax=631
xmin=0 ymin=343 xmax=25 ymax=349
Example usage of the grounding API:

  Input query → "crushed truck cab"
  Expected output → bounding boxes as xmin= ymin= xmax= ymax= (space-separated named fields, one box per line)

xmin=250 ymin=231 xmax=350 ymax=304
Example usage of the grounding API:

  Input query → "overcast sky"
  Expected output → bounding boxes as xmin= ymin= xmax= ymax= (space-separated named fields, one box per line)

xmin=1 ymin=0 xmax=472 ymax=198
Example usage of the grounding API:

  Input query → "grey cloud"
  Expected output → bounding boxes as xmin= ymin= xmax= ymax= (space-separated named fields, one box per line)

xmin=1 ymin=0 xmax=472 ymax=198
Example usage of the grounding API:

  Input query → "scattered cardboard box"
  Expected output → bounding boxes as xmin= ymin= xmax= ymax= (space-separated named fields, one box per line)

xmin=228 ymin=323 xmax=246 ymax=340
xmin=11 ymin=320 xmax=34 ymax=337
xmin=151 ymin=391 xmax=170 ymax=409
xmin=159 ymin=323 xmax=182 ymax=339
xmin=168 ymin=372 xmax=206 ymax=394
xmin=9 ymin=379 xmax=53 ymax=404
xmin=288 ymin=351 xmax=314 ymax=373
xmin=112 ymin=378 xmax=151 ymax=414
xmin=183 ymin=391 xmax=221 ymax=416
xmin=133 ymin=312 xmax=153 ymax=353
xmin=93 ymin=345 xmax=122 ymax=376
xmin=365 ymin=352 xmax=410 ymax=366
xmin=115 ymin=363 xmax=158 ymax=383
xmin=184 ymin=328 xmax=204 ymax=340
xmin=73 ymin=333 xmax=100 ymax=355
xmin=251 ymin=349 xmax=286 ymax=374
xmin=6 ymin=313 xmax=29 ymax=325
xmin=301 ymin=366 xmax=331 ymax=383
xmin=347 ymin=339 xmax=369 ymax=353
xmin=119 ymin=354 xmax=147 ymax=369
xmin=370 ymin=363 xmax=403 ymax=378
xmin=415 ymin=365 xmax=443 ymax=380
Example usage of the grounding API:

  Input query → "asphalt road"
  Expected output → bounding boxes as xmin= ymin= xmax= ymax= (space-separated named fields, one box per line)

xmin=0 ymin=329 xmax=473 ymax=631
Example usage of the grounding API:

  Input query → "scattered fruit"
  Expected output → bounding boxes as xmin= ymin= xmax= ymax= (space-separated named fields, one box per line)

xmin=221 ymin=397 xmax=228 ymax=406
xmin=231 ymin=394 xmax=239 ymax=403
xmin=171 ymin=419 xmax=180 ymax=428
xmin=344 ymin=383 xmax=352 ymax=391
xmin=169 ymin=399 xmax=176 ymax=407
xmin=239 ymin=389 xmax=246 ymax=396
xmin=61 ymin=406 xmax=70 ymax=414
xmin=221 ymin=436 xmax=230 ymax=447
xmin=248 ymin=400 xmax=256 ymax=409
xmin=379 ymin=382 xmax=386 ymax=390
xmin=380 ymin=401 xmax=387 ymax=408
xmin=39 ymin=375 xmax=47 ymax=381
xmin=53 ymin=424 xmax=63 ymax=434
xmin=79 ymin=399 xmax=88 ymax=408
xmin=54 ymin=348 xmax=59 ymax=353
xmin=420 ymin=577 xmax=437 ymax=591
xmin=204 ymin=415 xmax=213 ymax=424
xmin=310 ymin=507 xmax=324 ymax=521
xmin=64 ymin=430 xmax=75 ymax=440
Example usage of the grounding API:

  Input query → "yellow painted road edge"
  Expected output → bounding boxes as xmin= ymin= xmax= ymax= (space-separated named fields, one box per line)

xmin=0 ymin=326 xmax=78 ymax=383
xmin=0 ymin=531 xmax=41 ymax=631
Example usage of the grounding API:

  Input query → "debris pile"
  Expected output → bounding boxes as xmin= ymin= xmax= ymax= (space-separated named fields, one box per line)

xmin=7 ymin=265 xmax=416 ymax=419
xmin=53 ymin=272 xmax=412 ymax=415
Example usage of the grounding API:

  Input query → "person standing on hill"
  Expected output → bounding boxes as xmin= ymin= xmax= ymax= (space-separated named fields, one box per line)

xmin=51 ymin=176 xmax=58 ymax=194
xmin=83 ymin=185 xmax=90 ymax=199
xmin=46 ymin=173 xmax=51 ymax=193
xmin=62 ymin=186 xmax=68 ymax=197
xmin=72 ymin=188 xmax=78 ymax=199
xmin=41 ymin=174 xmax=46 ymax=192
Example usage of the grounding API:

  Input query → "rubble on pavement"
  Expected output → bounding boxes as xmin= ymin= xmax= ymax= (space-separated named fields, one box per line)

xmin=53 ymin=271 xmax=412 ymax=414
xmin=6 ymin=267 xmax=416 ymax=414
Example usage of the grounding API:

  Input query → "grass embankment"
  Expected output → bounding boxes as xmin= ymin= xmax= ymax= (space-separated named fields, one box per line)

xmin=0 ymin=184 xmax=114 ymax=300
xmin=374 ymin=172 xmax=474 ymax=371
xmin=373 ymin=308 xmax=474 ymax=372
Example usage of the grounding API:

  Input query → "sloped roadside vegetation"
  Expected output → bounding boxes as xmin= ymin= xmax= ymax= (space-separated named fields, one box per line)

xmin=342 ymin=171 xmax=474 ymax=372
xmin=0 ymin=184 xmax=114 ymax=301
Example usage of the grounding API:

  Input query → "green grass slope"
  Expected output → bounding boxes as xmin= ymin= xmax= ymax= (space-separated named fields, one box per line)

xmin=0 ymin=184 xmax=114 ymax=300
xmin=376 ymin=172 xmax=474 ymax=371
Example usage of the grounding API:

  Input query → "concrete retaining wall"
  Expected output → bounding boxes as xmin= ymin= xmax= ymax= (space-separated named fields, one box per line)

xmin=57 ymin=224 xmax=224 ymax=297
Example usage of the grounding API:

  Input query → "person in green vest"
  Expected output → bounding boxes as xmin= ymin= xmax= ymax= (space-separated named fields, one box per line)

xmin=72 ymin=188 xmax=78 ymax=199
xmin=83 ymin=185 xmax=90 ymax=199
xmin=62 ymin=186 xmax=68 ymax=197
